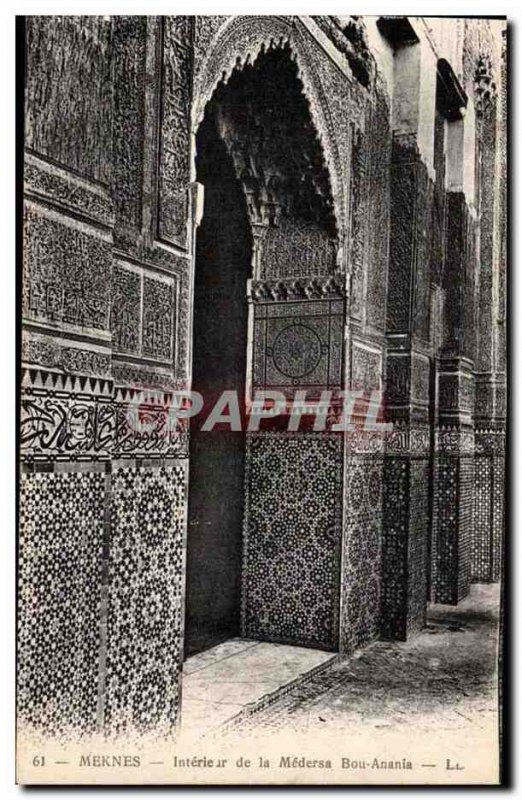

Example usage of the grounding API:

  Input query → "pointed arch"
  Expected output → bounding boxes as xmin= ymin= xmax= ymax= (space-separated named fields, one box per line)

xmin=192 ymin=16 xmax=346 ymax=242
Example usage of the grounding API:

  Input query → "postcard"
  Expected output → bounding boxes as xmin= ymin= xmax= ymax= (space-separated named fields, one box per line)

xmin=17 ymin=13 xmax=507 ymax=785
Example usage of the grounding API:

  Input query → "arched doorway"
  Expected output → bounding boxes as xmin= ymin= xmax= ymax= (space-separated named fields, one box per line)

xmin=185 ymin=44 xmax=340 ymax=657
xmin=184 ymin=105 xmax=252 ymax=657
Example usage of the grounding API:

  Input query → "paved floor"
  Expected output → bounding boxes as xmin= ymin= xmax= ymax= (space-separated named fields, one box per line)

xmin=180 ymin=638 xmax=335 ymax=739
xmin=222 ymin=584 xmax=500 ymax=741
xmin=174 ymin=585 xmax=500 ymax=783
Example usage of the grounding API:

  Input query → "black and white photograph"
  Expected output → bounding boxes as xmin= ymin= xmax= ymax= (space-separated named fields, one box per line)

xmin=13 ymin=10 xmax=509 ymax=786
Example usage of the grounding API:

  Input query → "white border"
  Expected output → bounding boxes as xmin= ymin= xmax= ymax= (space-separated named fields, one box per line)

xmin=1 ymin=3 xmax=519 ymax=797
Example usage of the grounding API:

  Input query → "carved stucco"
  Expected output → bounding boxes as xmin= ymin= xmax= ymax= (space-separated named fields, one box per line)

xmin=191 ymin=15 xmax=352 ymax=246
xmin=474 ymin=52 xmax=497 ymax=118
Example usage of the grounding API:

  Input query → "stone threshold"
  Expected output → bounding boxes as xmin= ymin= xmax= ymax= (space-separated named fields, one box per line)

xmin=180 ymin=638 xmax=338 ymax=740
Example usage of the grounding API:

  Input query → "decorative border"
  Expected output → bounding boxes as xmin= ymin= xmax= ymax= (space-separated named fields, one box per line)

xmin=24 ymin=151 xmax=114 ymax=229
xmin=249 ymin=275 xmax=347 ymax=303
xmin=191 ymin=15 xmax=349 ymax=241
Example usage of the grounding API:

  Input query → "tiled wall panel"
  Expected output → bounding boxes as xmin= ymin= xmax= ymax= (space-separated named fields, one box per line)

xmin=18 ymin=471 xmax=105 ymax=737
xmin=341 ymin=456 xmax=383 ymax=652
xmin=104 ymin=464 xmax=186 ymax=737
xmin=242 ymin=434 xmax=342 ymax=651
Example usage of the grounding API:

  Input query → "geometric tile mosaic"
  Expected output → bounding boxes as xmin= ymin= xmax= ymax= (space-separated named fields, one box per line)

xmin=432 ymin=455 xmax=472 ymax=604
xmin=104 ymin=464 xmax=186 ymax=738
xmin=472 ymin=454 xmax=503 ymax=583
xmin=408 ymin=459 xmax=430 ymax=625
xmin=380 ymin=457 xmax=409 ymax=639
xmin=471 ymin=455 xmax=491 ymax=581
xmin=18 ymin=471 xmax=105 ymax=738
xmin=492 ymin=456 xmax=504 ymax=582
xmin=457 ymin=456 xmax=474 ymax=600
xmin=341 ymin=456 xmax=383 ymax=653
xmin=242 ymin=433 xmax=342 ymax=651
xmin=381 ymin=457 xmax=429 ymax=639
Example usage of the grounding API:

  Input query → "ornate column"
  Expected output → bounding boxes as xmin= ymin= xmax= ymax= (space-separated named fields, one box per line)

xmin=19 ymin=17 xmax=115 ymax=741
xmin=242 ymin=269 xmax=346 ymax=652
xmin=103 ymin=16 xmax=194 ymax=738
xmin=471 ymin=48 xmax=505 ymax=583
xmin=430 ymin=62 xmax=477 ymax=604
xmin=378 ymin=20 xmax=435 ymax=639
xmin=341 ymin=69 xmax=391 ymax=654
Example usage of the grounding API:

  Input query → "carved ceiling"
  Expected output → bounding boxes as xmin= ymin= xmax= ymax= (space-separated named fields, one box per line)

xmin=197 ymin=44 xmax=337 ymax=239
xmin=474 ymin=53 xmax=497 ymax=117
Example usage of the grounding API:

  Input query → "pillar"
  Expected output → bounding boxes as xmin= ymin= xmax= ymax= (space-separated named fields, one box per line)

xmin=471 ymin=42 xmax=506 ymax=583
xmin=380 ymin=19 xmax=435 ymax=638
xmin=431 ymin=63 xmax=477 ymax=604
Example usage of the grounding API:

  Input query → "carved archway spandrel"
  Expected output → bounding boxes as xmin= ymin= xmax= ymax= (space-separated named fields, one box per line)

xmin=191 ymin=15 xmax=349 ymax=242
